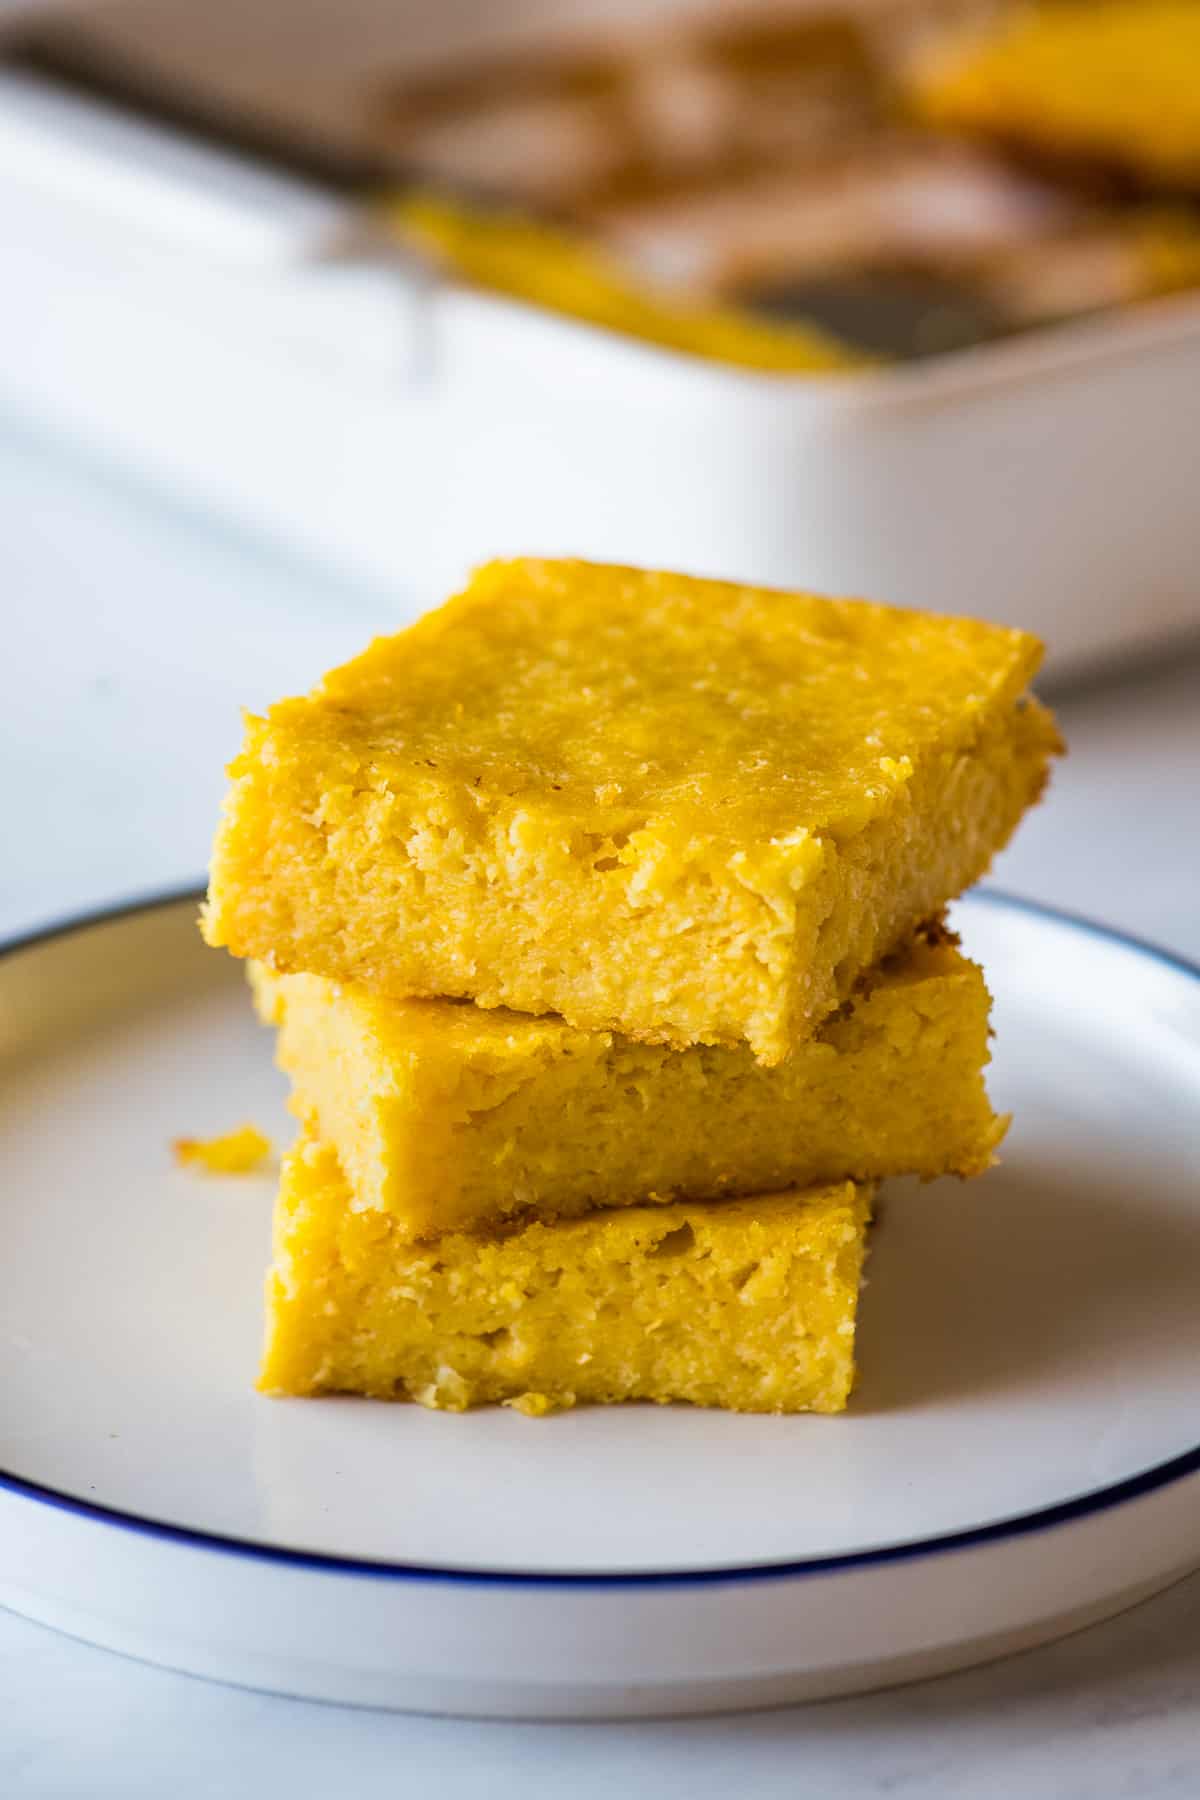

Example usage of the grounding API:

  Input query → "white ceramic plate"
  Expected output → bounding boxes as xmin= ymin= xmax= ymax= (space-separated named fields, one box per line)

xmin=3 ymin=890 xmax=1200 ymax=1718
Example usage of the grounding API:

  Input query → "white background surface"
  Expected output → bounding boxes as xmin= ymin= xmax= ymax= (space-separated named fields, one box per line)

xmin=2 ymin=418 xmax=1200 ymax=1795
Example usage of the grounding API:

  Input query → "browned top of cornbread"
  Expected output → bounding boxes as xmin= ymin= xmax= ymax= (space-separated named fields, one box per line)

xmin=254 ymin=557 xmax=1045 ymax=847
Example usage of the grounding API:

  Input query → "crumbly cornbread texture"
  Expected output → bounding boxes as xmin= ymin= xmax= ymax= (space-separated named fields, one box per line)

xmin=205 ymin=559 xmax=1060 ymax=1064
xmin=911 ymin=2 xmax=1200 ymax=191
xmin=250 ymin=929 xmax=1002 ymax=1239
xmin=259 ymin=1135 xmax=873 ymax=1414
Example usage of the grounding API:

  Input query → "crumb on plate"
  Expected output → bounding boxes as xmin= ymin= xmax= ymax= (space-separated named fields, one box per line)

xmin=173 ymin=1124 xmax=273 ymax=1175
xmin=503 ymin=1391 xmax=577 ymax=1419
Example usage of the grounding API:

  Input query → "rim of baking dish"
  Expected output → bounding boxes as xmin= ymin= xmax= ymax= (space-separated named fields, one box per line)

xmin=2 ymin=883 xmax=1199 ymax=1590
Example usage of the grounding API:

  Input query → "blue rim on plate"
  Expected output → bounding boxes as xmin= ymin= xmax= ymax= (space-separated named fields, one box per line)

xmin=3 ymin=884 xmax=1199 ymax=1590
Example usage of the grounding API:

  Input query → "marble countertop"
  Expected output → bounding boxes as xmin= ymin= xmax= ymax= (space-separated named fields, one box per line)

xmin=3 ymin=422 xmax=1199 ymax=1799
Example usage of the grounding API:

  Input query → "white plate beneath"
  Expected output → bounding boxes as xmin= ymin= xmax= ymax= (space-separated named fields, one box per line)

xmin=2 ymin=890 xmax=1200 ymax=1717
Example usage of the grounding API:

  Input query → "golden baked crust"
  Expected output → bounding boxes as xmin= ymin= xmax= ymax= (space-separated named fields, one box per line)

xmin=259 ymin=1133 xmax=873 ymax=1415
xmin=250 ymin=930 xmax=1004 ymax=1239
xmin=204 ymin=557 xmax=1060 ymax=1063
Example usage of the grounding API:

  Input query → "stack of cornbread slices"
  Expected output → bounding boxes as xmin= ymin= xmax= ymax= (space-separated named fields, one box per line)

xmin=203 ymin=559 xmax=1061 ymax=1416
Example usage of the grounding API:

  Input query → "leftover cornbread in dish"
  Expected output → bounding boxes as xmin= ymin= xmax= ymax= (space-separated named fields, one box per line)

xmin=250 ymin=927 xmax=1003 ymax=1239
xmin=392 ymin=192 xmax=861 ymax=373
xmin=910 ymin=2 xmax=1200 ymax=193
xmin=204 ymin=558 xmax=1060 ymax=1065
xmin=260 ymin=1134 xmax=873 ymax=1415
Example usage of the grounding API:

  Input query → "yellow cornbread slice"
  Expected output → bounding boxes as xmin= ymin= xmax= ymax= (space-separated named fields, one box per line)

xmin=204 ymin=558 xmax=1060 ymax=1064
xmin=910 ymin=2 xmax=1200 ymax=192
xmin=250 ymin=929 xmax=1003 ymax=1240
xmin=390 ymin=191 xmax=859 ymax=373
xmin=259 ymin=1134 xmax=873 ymax=1415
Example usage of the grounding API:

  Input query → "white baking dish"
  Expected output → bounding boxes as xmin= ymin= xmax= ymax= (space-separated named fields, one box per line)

xmin=4 ymin=66 xmax=1199 ymax=675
